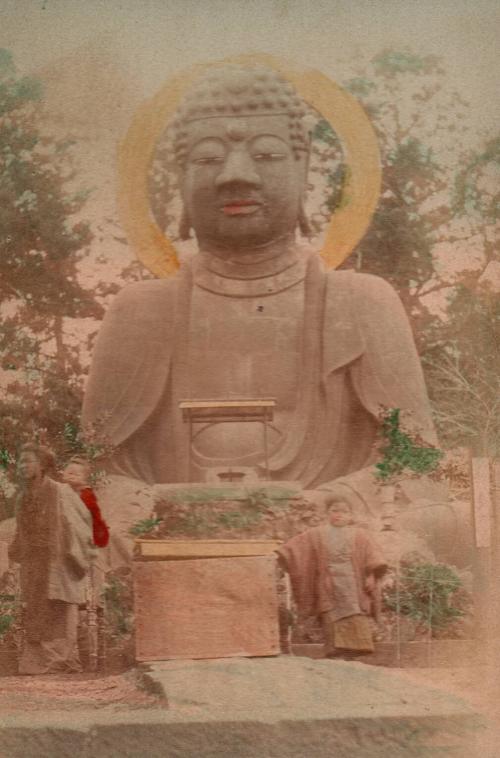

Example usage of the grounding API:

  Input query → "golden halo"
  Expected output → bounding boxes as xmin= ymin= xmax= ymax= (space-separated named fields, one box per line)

xmin=117 ymin=53 xmax=381 ymax=277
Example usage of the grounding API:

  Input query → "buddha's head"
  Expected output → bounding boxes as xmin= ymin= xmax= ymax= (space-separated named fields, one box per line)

xmin=171 ymin=65 xmax=312 ymax=252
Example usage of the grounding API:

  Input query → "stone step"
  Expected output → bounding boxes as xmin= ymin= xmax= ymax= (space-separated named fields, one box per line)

xmin=0 ymin=657 xmax=490 ymax=757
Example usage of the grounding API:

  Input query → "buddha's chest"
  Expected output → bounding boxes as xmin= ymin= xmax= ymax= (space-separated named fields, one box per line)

xmin=186 ymin=284 xmax=304 ymax=408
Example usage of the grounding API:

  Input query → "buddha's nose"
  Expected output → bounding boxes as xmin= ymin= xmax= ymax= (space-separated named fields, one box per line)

xmin=215 ymin=149 xmax=261 ymax=188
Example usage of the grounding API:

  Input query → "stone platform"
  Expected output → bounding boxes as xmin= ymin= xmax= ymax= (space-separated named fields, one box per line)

xmin=0 ymin=657 xmax=490 ymax=757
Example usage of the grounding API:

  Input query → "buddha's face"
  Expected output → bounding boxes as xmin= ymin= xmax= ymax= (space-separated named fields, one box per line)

xmin=181 ymin=114 xmax=308 ymax=251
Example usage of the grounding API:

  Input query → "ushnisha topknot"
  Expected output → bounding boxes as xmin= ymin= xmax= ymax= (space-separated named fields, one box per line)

xmin=172 ymin=65 xmax=311 ymax=167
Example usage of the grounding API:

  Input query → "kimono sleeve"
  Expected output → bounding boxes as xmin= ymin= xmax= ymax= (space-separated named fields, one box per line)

xmin=277 ymin=529 xmax=320 ymax=620
xmin=60 ymin=485 xmax=94 ymax=578
xmin=356 ymin=528 xmax=388 ymax=578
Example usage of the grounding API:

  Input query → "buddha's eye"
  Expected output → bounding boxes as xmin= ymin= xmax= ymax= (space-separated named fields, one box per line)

xmin=192 ymin=155 xmax=224 ymax=165
xmin=252 ymin=152 xmax=286 ymax=162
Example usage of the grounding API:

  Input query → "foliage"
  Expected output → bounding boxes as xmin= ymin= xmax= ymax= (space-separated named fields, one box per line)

xmin=372 ymin=50 xmax=440 ymax=76
xmin=384 ymin=561 xmax=465 ymax=633
xmin=58 ymin=419 xmax=117 ymax=484
xmin=0 ymin=596 xmax=15 ymax=639
xmin=129 ymin=516 xmax=163 ymax=537
xmin=164 ymin=486 xmax=294 ymax=505
xmin=453 ymin=134 xmax=500 ymax=221
xmin=134 ymin=491 xmax=313 ymax=542
xmin=333 ymin=52 xmax=456 ymax=361
xmin=103 ymin=573 xmax=133 ymax=637
xmin=423 ymin=285 xmax=500 ymax=456
xmin=143 ymin=498 xmax=268 ymax=537
xmin=0 ymin=49 xmax=95 ymax=311
xmin=0 ymin=447 xmax=14 ymax=472
xmin=0 ymin=49 xmax=103 ymax=488
xmin=375 ymin=408 xmax=443 ymax=482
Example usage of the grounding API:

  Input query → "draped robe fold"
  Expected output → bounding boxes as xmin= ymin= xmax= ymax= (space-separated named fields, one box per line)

xmin=82 ymin=255 xmax=435 ymax=486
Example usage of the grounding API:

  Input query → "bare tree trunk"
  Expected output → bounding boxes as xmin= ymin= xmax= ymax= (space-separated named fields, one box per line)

xmin=54 ymin=314 xmax=65 ymax=374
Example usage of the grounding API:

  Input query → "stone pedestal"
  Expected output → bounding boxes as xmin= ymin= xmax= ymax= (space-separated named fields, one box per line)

xmin=133 ymin=540 xmax=281 ymax=661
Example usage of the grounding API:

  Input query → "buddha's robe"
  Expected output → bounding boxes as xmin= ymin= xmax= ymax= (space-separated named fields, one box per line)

xmin=82 ymin=254 xmax=435 ymax=487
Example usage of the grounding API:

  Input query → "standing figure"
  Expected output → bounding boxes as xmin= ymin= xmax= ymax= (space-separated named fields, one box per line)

xmin=278 ymin=492 xmax=387 ymax=658
xmin=62 ymin=457 xmax=111 ymax=671
xmin=62 ymin=457 xmax=110 ymax=605
xmin=62 ymin=458 xmax=110 ymax=549
xmin=8 ymin=445 xmax=93 ymax=674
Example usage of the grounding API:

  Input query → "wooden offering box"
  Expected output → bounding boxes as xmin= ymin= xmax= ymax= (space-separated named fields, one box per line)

xmin=133 ymin=540 xmax=281 ymax=662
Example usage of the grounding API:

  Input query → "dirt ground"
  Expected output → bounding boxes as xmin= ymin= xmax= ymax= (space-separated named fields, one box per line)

xmin=396 ymin=665 xmax=500 ymax=724
xmin=0 ymin=670 xmax=164 ymax=714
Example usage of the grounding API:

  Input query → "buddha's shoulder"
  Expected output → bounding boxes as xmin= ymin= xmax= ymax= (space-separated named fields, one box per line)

xmin=116 ymin=275 xmax=178 ymax=300
xmin=325 ymin=269 xmax=401 ymax=305
xmin=112 ymin=276 xmax=179 ymax=306
xmin=325 ymin=269 xmax=396 ymax=294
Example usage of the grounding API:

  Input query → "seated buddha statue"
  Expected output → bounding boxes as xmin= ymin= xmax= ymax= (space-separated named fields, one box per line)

xmin=82 ymin=64 xmax=436 ymax=506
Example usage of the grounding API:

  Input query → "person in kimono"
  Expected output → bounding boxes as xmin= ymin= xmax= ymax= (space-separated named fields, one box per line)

xmin=278 ymin=491 xmax=387 ymax=658
xmin=62 ymin=458 xmax=109 ymax=549
xmin=9 ymin=444 xmax=93 ymax=674
xmin=62 ymin=457 xmax=110 ymax=605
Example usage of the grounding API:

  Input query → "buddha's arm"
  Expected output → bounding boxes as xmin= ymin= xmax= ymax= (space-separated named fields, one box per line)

xmin=81 ymin=279 xmax=176 ymax=447
xmin=349 ymin=273 xmax=437 ymax=445
xmin=307 ymin=273 xmax=438 ymax=517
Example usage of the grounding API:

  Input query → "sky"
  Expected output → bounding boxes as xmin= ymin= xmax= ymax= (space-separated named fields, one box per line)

xmin=1 ymin=0 xmax=499 ymax=135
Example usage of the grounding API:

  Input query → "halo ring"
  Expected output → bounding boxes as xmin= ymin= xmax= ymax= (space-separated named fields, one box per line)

xmin=117 ymin=53 xmax=381 ymax=277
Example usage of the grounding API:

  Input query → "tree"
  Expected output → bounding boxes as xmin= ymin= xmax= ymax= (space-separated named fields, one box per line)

xmin=0 ymin=49 xmax=103 ymax=493
xmin=313 ymin=51 xmax=499 ymax=454
xmin=422 ymin=133 xmax=500 ymax=455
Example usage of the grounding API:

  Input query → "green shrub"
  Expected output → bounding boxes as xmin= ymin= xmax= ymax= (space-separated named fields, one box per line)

xmin=104 ymin=575 xmax=132 ymax=637
xmin=0 ymin=595 xmax=15 ymax=640
xmin=129 ymin=516 xmax=163 ymax=536
xmin=384 ymin=561 xmax=465 ymax=633
xmin=375 ymin=408 xmax=443 ymax=481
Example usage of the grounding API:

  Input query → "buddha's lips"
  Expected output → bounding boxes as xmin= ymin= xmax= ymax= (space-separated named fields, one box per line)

xmin=221 ymin=200 xmax=262 ymax=216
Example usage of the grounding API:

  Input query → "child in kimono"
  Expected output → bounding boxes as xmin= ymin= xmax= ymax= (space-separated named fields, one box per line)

xmin=278 ymin=492 xmax=387 ymax=658
xmin=62 ymin=458 xmax=109 ymax=549
xmin=62 ymin=458 xmax=109 ymax=604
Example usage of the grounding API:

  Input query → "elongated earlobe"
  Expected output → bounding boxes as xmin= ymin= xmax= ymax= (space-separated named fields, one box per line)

xmin=179 ymin=206 xmax=192 ymax=240
xmin=298 ymin=201 xmax=313 ymax=238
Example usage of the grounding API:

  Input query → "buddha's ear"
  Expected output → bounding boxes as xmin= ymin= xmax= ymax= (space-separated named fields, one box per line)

xmin=298 ymin=201 xmax=313 ymax=238
xmin=297 ymin=143 xmax=312 ymax=238
xmin=179 ymin=204 xmax=192 ymax=241
xmin=300 ymin=115 xmax=314 ymax=182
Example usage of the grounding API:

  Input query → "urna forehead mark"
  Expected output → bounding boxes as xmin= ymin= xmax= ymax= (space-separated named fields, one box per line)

xmin=226 ymin=120 xmax=248 ymax=140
